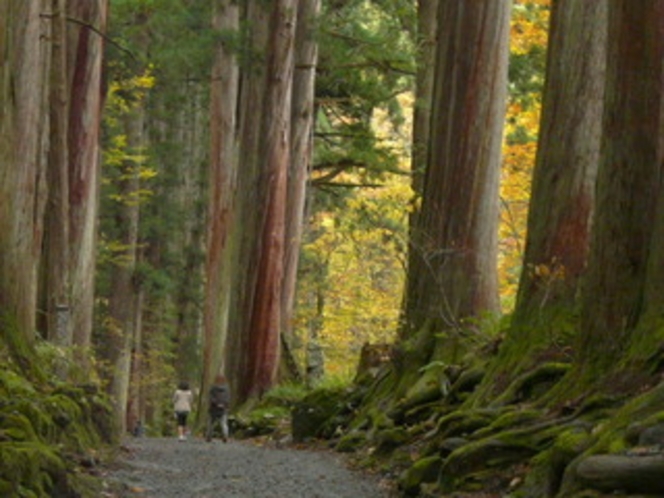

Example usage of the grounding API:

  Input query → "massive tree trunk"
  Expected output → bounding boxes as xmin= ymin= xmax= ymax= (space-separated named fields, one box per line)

xmin=225 ymin=0 xmax=269 ymax=405
xmin=226 ymin=0 xmax=297 ymax=403
xmin=0 ymin=1 xmax=48 ymax=354
xmin=401 ymin=0 xmax=510 ymax=364
xmin=279 ymin=0 xmax=321 ymax=381
xmin=202 ymin=0 xmax=240 ymax=408
xmin=243 ymin=0 xmax=297 ymax=399
xmin=471 ymin=0 xmax=607 ymax=404
xmin=572 ymin=1 xmax=664 ymax=388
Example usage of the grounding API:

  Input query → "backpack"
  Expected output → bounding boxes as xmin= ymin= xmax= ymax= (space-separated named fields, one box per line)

xmin=209 ymin=385 xmax=229 ymax=411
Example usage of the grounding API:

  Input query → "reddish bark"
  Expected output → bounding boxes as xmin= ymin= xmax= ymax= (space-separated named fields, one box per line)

xmin=66 ymin=0 xmax=108 ymax=354
xmin=402 ymin=0 xmax=510 ymax=359
xmin=202 ymin=0 xmax=240 ymax=407
xmin=244 ymin=0 xmax=297 ymax=398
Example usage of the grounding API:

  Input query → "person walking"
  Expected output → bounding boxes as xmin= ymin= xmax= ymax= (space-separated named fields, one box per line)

xmin=206 ymin=374 xmax=230 ymax=442
xmin=173 ymin=381 xmax=193 ymax=441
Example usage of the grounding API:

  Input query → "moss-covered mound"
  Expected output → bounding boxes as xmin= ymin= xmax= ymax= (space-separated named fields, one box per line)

xmin=0 ymin=364 xmax=113 ymax=497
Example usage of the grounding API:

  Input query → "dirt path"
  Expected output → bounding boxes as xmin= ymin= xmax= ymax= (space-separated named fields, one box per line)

xmin=104 ymin=437 xmax=393 ymax=497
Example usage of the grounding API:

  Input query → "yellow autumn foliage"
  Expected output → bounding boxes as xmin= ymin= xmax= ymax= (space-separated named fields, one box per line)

xmin=298 ymin=0 xmax=550 ymax=376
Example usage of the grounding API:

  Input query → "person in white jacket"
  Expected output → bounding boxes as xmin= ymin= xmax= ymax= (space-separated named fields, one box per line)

xmin=172 ymin=381 xmax=193 ymax=441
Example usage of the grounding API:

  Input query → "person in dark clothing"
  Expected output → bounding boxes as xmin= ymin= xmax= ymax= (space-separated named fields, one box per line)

xmin=206 ymin=374 xmax=230 ymax=442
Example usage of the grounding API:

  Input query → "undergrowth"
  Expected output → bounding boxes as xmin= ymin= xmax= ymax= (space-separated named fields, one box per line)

xmin=0 ymin=341 xmax=114 ymax=497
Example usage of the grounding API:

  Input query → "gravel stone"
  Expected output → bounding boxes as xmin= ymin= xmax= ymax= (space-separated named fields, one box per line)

xmin=106 ymin=437 xmax=391 ymax=497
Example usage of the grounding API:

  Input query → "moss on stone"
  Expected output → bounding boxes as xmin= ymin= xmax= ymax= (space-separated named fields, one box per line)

xmin=398 ymin=455 xmax=443 ymax=496
xmin=473 ymin=407 xmax=544 ymax=439
xmin=0 ymin=358 xmax=113 ymax=498
xmin=336 ymin=431 xmax=367 ymax=453
xmin=374 ymin=427 xmax=409 ymax=454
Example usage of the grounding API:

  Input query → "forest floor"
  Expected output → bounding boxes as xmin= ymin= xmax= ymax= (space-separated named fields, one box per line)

xmin=101 ymin=435 xmax=396 ymax=498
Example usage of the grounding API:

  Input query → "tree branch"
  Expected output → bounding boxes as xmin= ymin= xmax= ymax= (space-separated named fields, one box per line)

xmin=41 ymin=12 xmax=137 ymax=61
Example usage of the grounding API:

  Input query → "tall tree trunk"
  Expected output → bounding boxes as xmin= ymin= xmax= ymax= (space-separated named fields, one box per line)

xmin=66 ymin=0 xmax=107 ymax=364
xmin=0 ymin=1 xmax=48 ymax=355
xmin=202 ymin=0 xmax=240 ymax=411
xmin=106 ymin=109 xmax=144 ymax=434
xmin=43 ymin=0 xmax=71 ymax=350
xmin=279 ymin=0 xmax=321 ymax=382
xmin=401 ymin=0 xmax=510 ymax=364
xmin=172 ymin=87 xmax=207 ymax=383
xmin=225 ymin=1 xmax=269 ymax=401
xmin=471 ymin=0 xmax=607 ymax=405
xmin=410 ymin=0 xmax=438 ymax=201
xmin=574 ymin=1 xmax=664 ymax=385
xmin=126 ymin=285 xmax=144 ymax=435
xmin=243 ymin=0 xmax=298 ymax=399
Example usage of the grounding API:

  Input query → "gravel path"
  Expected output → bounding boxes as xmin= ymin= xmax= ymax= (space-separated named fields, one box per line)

xmin=106 ymin=437 xmax=393 ymax=498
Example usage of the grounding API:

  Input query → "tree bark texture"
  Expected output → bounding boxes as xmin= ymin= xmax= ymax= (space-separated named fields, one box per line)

xmin=202 ymin=0 xmax=240 ymax=411
xmin=66 ymin=0 xmax=107 ymax=357
xmin=106 ymin=109 xmax=144 ymax=434
xmin=279 ymin=0 xmax=321 ymax=382
xmin=43 ymin=0 xmax=71 ymax=348
xmin=471 ymin=0 xmax=608 ymax=404
xmin=402 ymin=0 xmax=510 ymax=362
xmin=0 ymin=1 xmax=48 ymax=347
xmin=410 ymin=0 xmax=439 ymax=200
xmin=225 ymin=1 xmax=270 ymax=400
xmin=243 ymin=0 xmax=297 ymax=399
xmin=578 ymin=1 xmax=664 ymax=374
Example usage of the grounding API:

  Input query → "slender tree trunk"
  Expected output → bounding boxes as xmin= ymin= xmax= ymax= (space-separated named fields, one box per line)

xmin=172 ymin=87 xmax=207 ymax=384
xmin=410 ymin=0 xmax=438 ymax=200
xmin=43 ymin=0 xmax=70 ymax=350
xmin=106 ymin=109 xmax=144 ymax=434
xmin=66 ymin=0 xmax=107 ymax=364
xmin=126 ymin=285 xmax=144 ymax=435
xmin=401 ymin=0 xmax=510 ymax=364
xmin=279 ymin=0 xmax=321 ymax=381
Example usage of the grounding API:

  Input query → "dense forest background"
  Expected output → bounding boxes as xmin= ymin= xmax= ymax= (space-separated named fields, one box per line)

xmin=4 ymin=0 xmax=664 ymax=496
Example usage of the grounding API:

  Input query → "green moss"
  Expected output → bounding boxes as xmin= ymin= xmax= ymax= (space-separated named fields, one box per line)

xmin=374 ymin=427 xmax=409 ymax=454
xmin=0 ymin=441 xmax=64 ymax=497
xmin=0 ymin=359 xmax=113 ymax=497
xmin=398 ymin=455 xmax=443 ymax=495
xmin=336 ymin=431 xmax=366 ymax=453
xmin=434 ymin=408 xmax=501 ymax=439
xmin=473 ymin=407 xmax=544 ymax=439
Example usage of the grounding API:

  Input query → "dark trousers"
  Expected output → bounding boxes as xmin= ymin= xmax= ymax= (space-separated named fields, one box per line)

xmin=206 ymin=410 xmax=228 ymax=441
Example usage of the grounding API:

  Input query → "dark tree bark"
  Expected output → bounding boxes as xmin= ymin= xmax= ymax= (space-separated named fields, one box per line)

xmin=66 ymin=0 xmax=108 ymax=362
xmin=43 ymin=0 xmax=71 ymax=350
xmin=575 ymin=1 xmax=664 ymax=382
xmin=410 ymin=0 xmax=438 ymax=200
